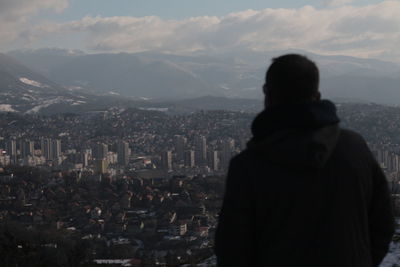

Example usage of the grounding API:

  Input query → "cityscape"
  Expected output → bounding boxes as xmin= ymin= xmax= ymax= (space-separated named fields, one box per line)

xmin=0 ymin=108 xmax=251 ymax=266
xmin=1 ymin=0 xmax=400 ymax=265
xmin=0 ymin=108 xmax=253 ymax=175
xmin=1 ymin=103 xmax=400 ymax=266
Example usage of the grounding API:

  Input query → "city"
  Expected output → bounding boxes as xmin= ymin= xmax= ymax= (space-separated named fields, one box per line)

xmin=1 ymin=103 xmax=400 ymax=266
xmin=1 ymin=0 xmax=400 ymax=266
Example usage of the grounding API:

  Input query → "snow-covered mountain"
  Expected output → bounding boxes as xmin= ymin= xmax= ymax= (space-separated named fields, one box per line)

xmin=8 ymin=49 xmax=220 ymax=100
xmin=0 ymin=53 xmax=141 ymax=114
xmin=5 ymin=48 xmax=400 ymax=105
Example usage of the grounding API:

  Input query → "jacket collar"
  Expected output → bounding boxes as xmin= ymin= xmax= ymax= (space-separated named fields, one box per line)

xmin=251 ymin=100 xmax=340 ymax=143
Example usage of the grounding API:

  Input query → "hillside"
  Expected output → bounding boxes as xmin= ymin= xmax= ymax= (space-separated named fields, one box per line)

xmin=9 ymin=49 xmax=400 ymax=104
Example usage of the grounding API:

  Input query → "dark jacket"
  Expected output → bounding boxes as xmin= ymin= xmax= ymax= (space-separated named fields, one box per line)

xmin=215 ymin=100 xmax=394 ymax=267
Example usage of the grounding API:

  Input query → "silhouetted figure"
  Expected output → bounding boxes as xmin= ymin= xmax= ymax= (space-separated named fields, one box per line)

xmin=215 ymin=54 xmax=394 ymax=267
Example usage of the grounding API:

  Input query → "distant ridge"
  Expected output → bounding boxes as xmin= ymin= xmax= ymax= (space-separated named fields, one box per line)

xmin=160 ymin=96 xmax=263 ymax=112
xmin=0 ymin=53 xmax=143 ymax=114
xmin=4 ymin=48 xmax=400 ymax=105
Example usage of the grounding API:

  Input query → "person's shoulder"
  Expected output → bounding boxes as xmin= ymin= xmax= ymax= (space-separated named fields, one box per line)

xmin=337 ymin=128 xmax=371 ymax=155
xmin=339 ymin=128 xmax=364 ymax=139
xmin=230 ymin=148 xmax=256 ymax=165
xmin=338 ymin=128 xmax=367 ymax=145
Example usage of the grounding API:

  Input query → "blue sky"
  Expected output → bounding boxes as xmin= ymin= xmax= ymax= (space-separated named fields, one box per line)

xmin=1 ymin=0 xmax=399 ymax=62
xmin=42 ymin=0 xmax=323 ymax=20
xmin=42 ymin=0 xmax=383 ymax=20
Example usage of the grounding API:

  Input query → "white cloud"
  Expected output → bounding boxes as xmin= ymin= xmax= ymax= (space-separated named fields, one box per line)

xmin=0 ymin=0 xmax=68 ymax=18
xmin=326 ymin=0 xmax=354 ymax=7
xmin=4 ymin=0 xmax=400 ymax=62
xmin=0 ymin=0 xmax=69 ymax=47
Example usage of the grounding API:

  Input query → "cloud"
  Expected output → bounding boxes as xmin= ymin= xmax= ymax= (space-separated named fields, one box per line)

xmin=0 ymin=0 xmax=68 ymax=18
xmin=0 ymin=0 xmax=69 ymax=47
xmin=5 ymin=0 xmax=400 ymax=62
xmin=326 ymin=0 xmax=354 ymax=7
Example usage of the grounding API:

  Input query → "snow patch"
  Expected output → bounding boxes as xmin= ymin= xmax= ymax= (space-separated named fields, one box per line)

xmin=71 ymin=100 xmax=87 ymax=106
xmin=25 ymin=97 xmax=65 ymax=114
xmin=139 ymin=107 xmax=169 ymax=112
xmin=0 ymin=104 xmax=16 ymax=112
xmin=19 ymin=77 xmax=43 ymax=88
xmin=0 ymin=92 xmax=12 ymax=96
xmin=67 ymin=86 xmax=84 ymax=91
xmin=220 ymin=84 xmax=231 ymax=90
xmin=22 ymin=94 xmax=37 ymax=101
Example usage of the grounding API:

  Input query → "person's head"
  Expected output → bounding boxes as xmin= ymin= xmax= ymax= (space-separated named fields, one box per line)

xmin=263 ymin=54 xmax=320 ymax=108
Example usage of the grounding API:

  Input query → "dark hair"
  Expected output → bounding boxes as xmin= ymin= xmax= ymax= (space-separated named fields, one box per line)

xmin=265 ymin=54 xmax=319 ymax=103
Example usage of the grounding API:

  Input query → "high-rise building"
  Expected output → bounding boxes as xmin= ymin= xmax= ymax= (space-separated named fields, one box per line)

xmin=207 ymin=150 xmax=219 ymax=171
xmin=40 ymin=138 xmax=61 ymax=163
xmin=83 ymin=152 xmax=89 ymax=167
xmin=78 ymin=151 xmax=90 ymax=167
xmin=93 ymin=143 xmax=108 ymax=160
xmin=377 ymin=149 xmax=389 ymax=168
xmin=117 ymin=140 xmax=130 ymax=165
xmin=174 ymin=135 xmax=187 ymax=162
xmin=162 ymin=151 xmax=173 ymax=171
xmin=21 ymin=140 xmax=34 ymax=158
xmin=184 ymin=150 xmax=195 ymax=168
xmin=82 ymin=149 xmax=91 ymax=167
xmin=220 ymin=138 xmax=235 ymax=169
xmin=388 ymin=153 xmax=399 ymax=173
xmin=41 ymin=138 xmax=52 ymax=160
xmin=194 ymin=135 xmax=207 ymax=166
xmin=6 ymin=139 xmax=17 ymax=164
xmin=95 ymin=159 xmax=108 ymax=174
xmin=52 ymin=139 xmax=61 ymax=160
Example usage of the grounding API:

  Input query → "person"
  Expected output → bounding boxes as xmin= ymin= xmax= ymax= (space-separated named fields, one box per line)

xmin=215 ymin=54 xmax=394 ymax=267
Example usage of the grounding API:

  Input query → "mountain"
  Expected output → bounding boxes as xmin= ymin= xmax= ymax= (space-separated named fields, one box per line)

xmin=0 ymin=53 xmax=60 ymax=89
xmin=0 ymin=53 xmax=68 ymax=113
xmin=0 ymin=52 xmax=261 ymax=115
xmin=7 ymin=48 xmax=400 ymax=104
xmin=9 ymin=49 xmax=220 ymax=100
xmin=0 ymin=53 xmax=143 ymax=114
xmin=160 ymin=96 xmax=263 ymax=113
xmin=322 ymin=75 xmax=400 ymax=104
xmin=7 ymin=48 xmax=84 ymax=77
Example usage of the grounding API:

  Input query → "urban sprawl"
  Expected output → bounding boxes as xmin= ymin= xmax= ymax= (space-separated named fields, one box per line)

xmin=1 ymin=104 xmax=400 ymax=266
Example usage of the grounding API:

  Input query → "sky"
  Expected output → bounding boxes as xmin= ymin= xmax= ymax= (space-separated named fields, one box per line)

xmin=0 ymin=0 xmax=399 ymax=61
